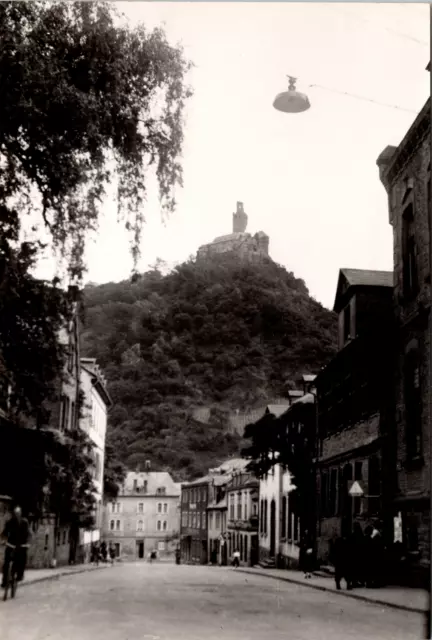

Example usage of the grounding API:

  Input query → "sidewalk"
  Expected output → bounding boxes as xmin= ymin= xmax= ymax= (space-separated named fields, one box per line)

xmin=237 ymin=566 xmax=429 ymax=614
xmin=21 ymin=562 xmax=110 ymax=588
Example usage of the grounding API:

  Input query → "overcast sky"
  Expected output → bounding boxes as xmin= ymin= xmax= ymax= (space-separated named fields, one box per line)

xmin=34 ymin=2 xmax=430 ymax=309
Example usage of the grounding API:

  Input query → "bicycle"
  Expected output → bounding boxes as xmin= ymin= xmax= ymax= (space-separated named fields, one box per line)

xmin=3 ymin=543 xmax=19 ymax=601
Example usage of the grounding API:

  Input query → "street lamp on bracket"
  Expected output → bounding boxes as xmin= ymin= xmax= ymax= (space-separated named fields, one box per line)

xmin=273 ymin=76 xmax=311 ymax=114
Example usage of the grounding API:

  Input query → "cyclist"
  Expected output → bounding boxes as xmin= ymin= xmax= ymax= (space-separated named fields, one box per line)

xmin=1 ymin=505 xmax=30 ymax=588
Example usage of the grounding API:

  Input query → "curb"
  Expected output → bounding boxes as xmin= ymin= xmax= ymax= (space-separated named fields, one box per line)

xmin=21 ymin=564 xmax=110 ymax=588
xmin=237 ymin=568 xmax=427 ymax=615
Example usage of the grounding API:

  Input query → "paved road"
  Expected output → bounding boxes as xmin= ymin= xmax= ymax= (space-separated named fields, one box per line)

xmin=0 ymin=563 xmax=426 ymax=640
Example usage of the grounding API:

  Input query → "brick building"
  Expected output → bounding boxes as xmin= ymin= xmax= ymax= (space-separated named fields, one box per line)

xmin=377 ymin=93 xmax=430 ymax=586
xmin=103 ymin=471 xmax=181 ymax=560
xmin=315 ymin=268 xmax=395 ymax=564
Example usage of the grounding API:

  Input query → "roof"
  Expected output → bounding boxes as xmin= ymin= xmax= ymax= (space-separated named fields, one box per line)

xmin=290 ymin=392 xmax=315 ymax=407
xmin=334 ymin=268 xmax=393 ymax=312
xmin=121 ymin=471 xmax=180 ymax=496
xmin=266 ymin=404 xmax=290 ymax=417
xmin=208 ymin=497 xmax=227 ymax=510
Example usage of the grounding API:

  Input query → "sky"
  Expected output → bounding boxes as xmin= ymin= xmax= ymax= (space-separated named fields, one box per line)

xmin=34 ymin=2 xmax=430 ymax=309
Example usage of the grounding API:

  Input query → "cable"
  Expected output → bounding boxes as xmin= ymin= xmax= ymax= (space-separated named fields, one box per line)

xmin=330 ymin=5 xmax=428 ymax=47
xmin=307 ymin=83 xmax=419 ymax=115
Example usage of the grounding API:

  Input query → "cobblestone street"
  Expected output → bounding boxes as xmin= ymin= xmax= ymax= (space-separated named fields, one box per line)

xmin=0 ymin=563 xmax=427 ymax=640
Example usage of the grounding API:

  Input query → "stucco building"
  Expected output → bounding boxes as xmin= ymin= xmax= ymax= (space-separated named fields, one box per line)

xmin=103 ymin=471 xmax=181 ymax=560
xmin=226 ymin=470 xmax=259 ymax=566
xmin=377 ymin=91 xmax=430 ymax=587
xmin=79 ymin=357 xmax=112 ymax=555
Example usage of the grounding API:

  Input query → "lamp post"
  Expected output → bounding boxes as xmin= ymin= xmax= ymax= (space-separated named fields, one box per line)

xmin=273 ymin=76 xmax=311 ymax=114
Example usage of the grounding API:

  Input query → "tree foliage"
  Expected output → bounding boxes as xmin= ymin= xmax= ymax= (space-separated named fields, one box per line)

xmin=82 ymin=254 xmax=337 ymax=480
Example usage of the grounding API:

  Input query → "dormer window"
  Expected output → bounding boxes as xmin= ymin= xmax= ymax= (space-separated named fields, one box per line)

xmin=156 ymin=487 xmax=166 ymax=496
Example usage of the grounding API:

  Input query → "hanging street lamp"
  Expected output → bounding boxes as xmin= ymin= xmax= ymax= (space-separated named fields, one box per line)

xmin=273 ymin=76 xmax=311 ymax=114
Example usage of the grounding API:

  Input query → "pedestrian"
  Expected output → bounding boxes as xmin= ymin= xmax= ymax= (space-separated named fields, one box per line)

xmin=370 ymin=525 xmax=384 ymax=588
xmin=100 ymin=540 xmax=107 ymax=563
xmin=1 ymin=505 xmax=30 ymax=588
xmin=109 ymin=543 xmax=116 ymax=565
xmin=363 ymin=525 xmax=375 ymax=588
xmin=175 ymin=547 xmax=181 ymax=565
xmin=331 ymin=533 xmax=352 ymax=590
xmin=299 ymin=529 xmax=314 ymax=579
xmin=232 ymin=549 xmax=240 ymax=568
xmin=350 ymin=522 xmax=365 ymax=587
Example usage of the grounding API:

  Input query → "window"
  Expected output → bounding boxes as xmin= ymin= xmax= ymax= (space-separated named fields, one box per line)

xmin=243 ymin=492 xmax=248 ymax=520
xmin=157 ymin=503 xmax=162 ymax=514
xmin=137 ymin=520 xmax=143 ymax=532
xmin=163 ymin=503 xmax=168 ymax=514
xmin=215 ymin=512 xmax=221 ymax=529
xmin=197 ymin=512 xmax=201 ymax=529
xmin=209 ymin=512 xmax=213 ymax=528
xmin=111 ymin=502 xmax=120 ymax=514
xmin=163 ymin=521 xmax=167 ymax=531
xmin=110 ymin=520 xmax=115 ymax=531
xmin=353 ymin=462 xmax=363 ymax=515
xmin=343 ymin=304 xmax=351 ymax=343
xmin=229 ymin=495 xmax=235 ymax=520
xmin=281 ymin=497 xmax=287 ymax=539
xmin=116 ymin=520 xmax=120 ymax=531
xmin=192 ymin=513 xmax=196 ymax=529
xmin=143 ymin=480 xmax=148 ymax=494
xmin=368 ymin=456 xmax=381 ymax=515
xmin=404 ymin=348 xmax=422 ymax=459
xmin=133 ymin=479 xmax=138 ymax=491
xmin=138 ymin=503 xmax=143 ymax=514
xmin=237 ymin=494 xmax=242 ymax=520
xmin=329 ymin=469 xmax=338 ymax=516
xmin=188 ymin=513 xmax=192 ymax=527
xmin=402 ymin=204 xmax=418 ymax=300
xmin=157 ymin=520 xmax=162 ymax=531
xmin=156 ymin=487 xmax=166 ymax=496
xmin=158 ymin=541 xmax=165 ymax=552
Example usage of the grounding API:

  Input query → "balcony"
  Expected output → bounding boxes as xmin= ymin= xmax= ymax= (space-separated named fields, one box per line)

xmin=227 ymin=516 xmax=259 ymax=532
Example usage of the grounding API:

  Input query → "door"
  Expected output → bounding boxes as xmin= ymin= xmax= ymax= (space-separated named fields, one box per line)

xmin=270 ymin=500 xmax=276 ymax=557
xmin=137 ymin=541 xmax=144 ymax=559
xmin=250 ymin=535 xmax=259 ymax=566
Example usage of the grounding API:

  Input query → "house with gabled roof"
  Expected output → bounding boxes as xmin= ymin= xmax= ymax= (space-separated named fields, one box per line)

xmin=315 ymin=267 xmax=395 ymax=565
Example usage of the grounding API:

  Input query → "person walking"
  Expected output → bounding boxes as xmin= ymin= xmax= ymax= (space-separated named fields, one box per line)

xmin=331 ymin=533 xmax=352 ymax=590
xmin=100 ymin=540 xmax=107 ymax=563
xmin=109 ymin=543 xmax=116 ymax=565
xmin=232 ymin=549 xmax=240 ymax=568
xmin=350 ymin=522 xmax=365 ymax=587
xmin=299 ymin=529 xmax=314 ymax=579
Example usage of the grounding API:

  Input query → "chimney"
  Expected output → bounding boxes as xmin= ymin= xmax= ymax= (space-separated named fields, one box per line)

xmin=376 ymin=145 xmax=397 ymax=193
xmin=145 ymin=460 xmax=151 ymax=471
xmin=136 ymin=464 xmax=141 ymax=473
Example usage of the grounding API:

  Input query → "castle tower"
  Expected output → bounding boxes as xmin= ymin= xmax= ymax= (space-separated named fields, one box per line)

xmin=232 ymin=201 xmax=248 ymax=233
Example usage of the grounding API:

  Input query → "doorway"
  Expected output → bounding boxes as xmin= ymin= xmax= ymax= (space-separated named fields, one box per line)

xmin=270 ymin=500 xmax=276 ymax=557
xmin=137 ymin=540 xmax=144 ymax=559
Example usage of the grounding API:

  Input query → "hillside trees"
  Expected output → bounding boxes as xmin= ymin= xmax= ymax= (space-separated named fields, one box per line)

xmin=81 ymin=255 xmax=338 ymax=479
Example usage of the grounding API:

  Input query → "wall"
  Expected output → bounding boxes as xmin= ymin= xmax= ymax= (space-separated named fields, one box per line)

xmin=320 ymin=414 xmax=380 ymax=462
xmin=103 ymin=494 xmax=180 ymax=560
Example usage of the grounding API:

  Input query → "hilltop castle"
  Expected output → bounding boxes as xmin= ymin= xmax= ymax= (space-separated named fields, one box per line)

xmin=197 ymin=202 xmax=270 ymax=262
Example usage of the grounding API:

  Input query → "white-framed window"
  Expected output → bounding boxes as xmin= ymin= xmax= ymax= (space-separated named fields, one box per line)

xmin=138 ymin=503 xmax=144 ymax=514
xmin=182 ymin=512 xmax=187 ymax=527
xmin=116 ymin=520 xmax=121 ymax=531
xmin=163 ymin=503 xmax=168 ymax=513
xmin=188 ymin=513 xmax=192 ymax=527
xmin=110 ymin=520 xmax=115 ymax=531
xmin=157 ymin=503 xmax=162 ymax=514
xmin=158 ymin=541 xmax=165 ymax=551
xmin=111 ymin=502 xmax=120 ymax=514
xmin=156 ymin=487 xmax=166 ymax=496
xmin=137 ymin=520 xmax=143 ymax=532
xmin=157 ymin=520 xmax=162 ymax=531
xmin=215 ymin=512 xmax=221 ymax=528
xmin=163 ymin=521 xmax=167 ymax=531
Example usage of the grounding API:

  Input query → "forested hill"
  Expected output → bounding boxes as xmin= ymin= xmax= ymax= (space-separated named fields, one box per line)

xmin=81 ymin=254 xmax=337 ymax=480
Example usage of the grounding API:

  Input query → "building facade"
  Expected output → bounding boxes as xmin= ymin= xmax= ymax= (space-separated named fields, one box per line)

xmin=180 ymin=477 xmax=210 ymax=564
xmin=80 ymin=358 xmax=112 ymax=555
xmin=315 ymin=268 xmax=395 ymax=564
xmin=377 ymin=94 xmax=431 ymax=587
xmin=226 ymin=470 xmax=259 ymax=567
xmin=102 ymin=471 xmax=181 ymax=560
xmin=207 ymin=476 xmax=229 ymax=566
